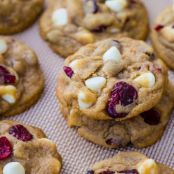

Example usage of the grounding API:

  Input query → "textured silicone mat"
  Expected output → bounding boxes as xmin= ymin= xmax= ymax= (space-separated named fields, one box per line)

xmin=5 ymin=0 xmax=174 ymax=173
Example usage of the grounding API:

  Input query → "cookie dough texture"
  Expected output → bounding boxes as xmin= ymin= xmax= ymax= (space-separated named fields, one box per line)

xmin=151 ymin=6 xmax=174 ymax=69
xmin=40 ymin=0 xmax=148 ymax=57
xmin=0 ymin=37 xmax=44 ymax=117
xmin=72 ymin=92 xmax=173 ymax=148
xmin=88 ymin=152 xmax=174 ymax=174
xmin=0 ymin=0 xmax=44 ymax=34
xmin=57 ymin=37 xmax=166 ymax=122
xmin=0 ymin=120 xmax=62 ymax=174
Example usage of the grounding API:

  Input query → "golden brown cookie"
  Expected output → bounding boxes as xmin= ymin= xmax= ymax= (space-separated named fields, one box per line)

xmin=0 ymin=0 xmax=44 ymax=35
xmin=0 ymin=120 xmax=62 ymax=174
xmin=71 ymin=92 xmax=173 ymax=149
xmin=57 ymin=37 xmax=166 ymax=121
xmin=87 ymin=152 xmax=174 ymax=174
xmin=0 ymin=37 xmax=44 ymax=117
xmin=151 ymin=6 xmax=174 ymax=69
xmin=40 ymin=0 xmax=148 ymax=57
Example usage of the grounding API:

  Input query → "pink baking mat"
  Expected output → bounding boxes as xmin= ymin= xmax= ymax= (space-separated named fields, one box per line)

xmin=6 ymin=0 xmax=174 ymax=173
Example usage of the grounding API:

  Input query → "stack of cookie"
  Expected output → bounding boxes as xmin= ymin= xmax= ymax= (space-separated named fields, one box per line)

xmin=56 ymin=37 xmax=174 ymax=149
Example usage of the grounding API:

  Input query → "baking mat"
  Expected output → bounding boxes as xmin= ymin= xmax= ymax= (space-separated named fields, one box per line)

xmin=5 ymin=0 xmax=174 ymax=173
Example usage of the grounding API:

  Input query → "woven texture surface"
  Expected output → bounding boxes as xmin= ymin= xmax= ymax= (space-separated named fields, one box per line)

xmin=5 ymin=0 xmax=174 ymax=173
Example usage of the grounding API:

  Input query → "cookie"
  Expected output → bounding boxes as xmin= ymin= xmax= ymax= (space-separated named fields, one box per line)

xmin=40 ymin=0 xmax=148 ymax=57
xmin=57 ymin=37 xmax=166 ymax=122
xmin=0 ymin=0 xmax=44 ymax=34
xmin=72 ymin=92 xmax=173 ymax=148
xmin=87 ymin=151 xmax=174 ymax=174
xmin=0 ymin=120 xmax=62 ymax=174
xmin=167 ymin=70 xmax=174 ymax=100
xmin=151 ymin=6 xmax=174 ymax=69
xmin=0 ymin=37 xmax=44 ymax=117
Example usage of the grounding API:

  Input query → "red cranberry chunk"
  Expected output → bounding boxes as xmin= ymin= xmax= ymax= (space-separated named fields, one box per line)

xmin=0 ymin=137 xmax=12 ymax=160
xmin=141 ymin=109 xmax=161 ymax=125
xmin=118 ymin=169 xmax=139 ymax=174
xmin=107 ymin=82 xmax=138 ymax=118
xmin=154 ymin=25 xmax=164 ymax=32
xmin=63 ymin=66 xmax=74 ymax=78
xmin=0 ymin=65 xmax=16 ymax=84
xmin=9 ymin=124 xmax=33 ymax=142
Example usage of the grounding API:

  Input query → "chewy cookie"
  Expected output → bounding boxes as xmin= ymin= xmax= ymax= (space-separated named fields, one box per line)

xmin=87 ymin=151 xmax=174 ymax=174
xmin=57 ymin=37 xmax=166 ymax=121
xmin=70 ymin=92 xmax=173 ymax=148
xmin=40 ymin=0 xmax=148 ymax=57
xmin=0 ymin=37 xmax=44 ymax=117
xmin=0 ymin=0 xmax=44 ymax=34
xmin=0 ymin=120 xmax=62 ymax=174
xmin=151 ymin=6 xmax=174 ymax=69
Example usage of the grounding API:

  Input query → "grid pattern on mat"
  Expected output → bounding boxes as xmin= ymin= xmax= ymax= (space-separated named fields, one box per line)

xmin=3 ymin=0 xmax=174 ymax=173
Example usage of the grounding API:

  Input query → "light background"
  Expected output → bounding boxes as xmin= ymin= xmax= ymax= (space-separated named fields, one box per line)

xmin=6 ymin=0 xmax=174 ymax=173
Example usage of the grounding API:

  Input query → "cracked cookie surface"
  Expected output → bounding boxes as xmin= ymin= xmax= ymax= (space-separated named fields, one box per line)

xmin=87 ymin=152 xmax=174 ymax=174
xmin=151 ymin=6 xmax=174 ymax=69
xmin=0 ymin=120 xmax=62 ymax=174
xmin=0 ymin=37 xmax=44 ymax=117
xmin=0 ymin=0 xmax=44 ymax=34
xmin=40 ymin=0 xmax=148 ymax=57
xmin=57 ymin=37 xmax=166 ymax=122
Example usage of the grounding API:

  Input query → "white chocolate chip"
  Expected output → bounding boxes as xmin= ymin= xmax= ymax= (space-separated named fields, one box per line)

xmin=103 ymin=46 xmax=122 ymax=63
xmin=0 ymin=39 xmax=8 ymax=54
xmin=137 ymin=159 xmax=159 ymax=174
xmin=105 ymin=0 xmax=127 ymax=13
xmin=0 ymin=85 xmax=17 ymax=104
xmin=134 ymin=72 xmax=156 ymax=88
xmin=3 ymin=162 xmax=25 ymax=174
xmin=69 ymin=59 xmax=85 ymax=73
xmin=85 ymin=76 xmax=106 ymax=93
xmin=52 ymin=8 xmax=68 ymax=26
xmin=78 ymin=89 xmax=96 ymax=109
xmin=74 ymin=30 xmax=94 ymax=44
xmin=161 ymin=25 xmax=174 ymax=42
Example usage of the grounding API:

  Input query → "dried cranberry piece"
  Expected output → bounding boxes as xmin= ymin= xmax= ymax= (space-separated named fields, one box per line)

xmin=63 ymin=66 xmax=74 ymax=78
xmin=87 ymin=170 xmax=94 ymax=174
xmin=141 ymin=109 xmax=161 ymax=125
xmin=107 ymin=82 xmax=138 ymax=118
xmin=118 ymin=169 xmax=139 ymax=174
xmin=100 ymin=170 xmax=115 ymax=174
xmin=154 ymin=25 xmax=164 ymax=32
xmin=9 ymin=124 xmax=33 ymax=142
xmin=91 ymin=25 xmax=107 ymax=32
xmin=0 ymin=137 xmax=12 ymax=160
xmin=0 ymin=65 xmax=16 ymax=84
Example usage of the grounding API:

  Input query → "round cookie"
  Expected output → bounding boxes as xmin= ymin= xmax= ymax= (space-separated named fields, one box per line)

xmin=72 ymin=92 xmax=173 ymax=148
xmin=40 ymin=0 xmax=149 ymax=57
xmin=87 ymin=152 xmax=174 ymax=174
xmin=0 ymin=120 xmax=62 ymax=174
xmin=151 ymin=6 xmax=174 ymax=69
xmin=0 ymin=0 xmax=44 ymax=35
xmin=57 ymin=37 xmax=166 ymax=121
xmin=0 ymin=37 xmax=44 ymax=117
